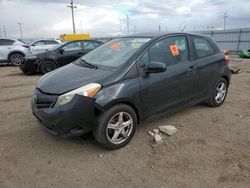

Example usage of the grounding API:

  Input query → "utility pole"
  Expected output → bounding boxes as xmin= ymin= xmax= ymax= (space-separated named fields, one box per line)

xmin=80 ymin=21 xmax=83 ymax=33
xmin=17 ymin=23 xmax=23 ymax=39
xmin=133 ymin=25 xmax=136 ymax=34
xmin=223 ymin=12 xmax=228 ymax=30
xmin=67 ymin=0 xmax=77 ymax=34
xmin=124 ymin=13 xmax=129 ymax=35
xmin=158 ymin=25 xmax=161 ymax=32
xmin=3 ymin=25 xmax=7 ymax=38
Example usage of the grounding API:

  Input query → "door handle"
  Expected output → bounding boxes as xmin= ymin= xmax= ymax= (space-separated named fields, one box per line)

xmin=187 ymin=66 xmax=197 ymax=72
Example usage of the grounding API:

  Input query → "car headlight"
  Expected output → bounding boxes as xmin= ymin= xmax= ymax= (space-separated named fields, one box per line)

xmin=54 ymin=83 xmax=101 ymax=108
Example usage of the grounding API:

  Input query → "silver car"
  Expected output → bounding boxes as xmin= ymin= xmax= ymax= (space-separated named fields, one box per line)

xmin=30 ymin=39 xmax=61 ymax=54
xmin=0 ymin=38 xmax=30 ymax=65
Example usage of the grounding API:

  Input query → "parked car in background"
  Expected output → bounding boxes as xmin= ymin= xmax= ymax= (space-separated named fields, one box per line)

xmin=31 ymin=32 xmax=231 ymax=149
xmin=20 ymin=39 xmax=103 ymax=75
xmin=30 ymin=39 xmax=61 ymax=54
xmin=0 ymin=38 xmax=30 ymax=65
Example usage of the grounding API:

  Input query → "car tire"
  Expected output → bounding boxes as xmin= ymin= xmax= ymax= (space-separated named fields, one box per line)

xmin=9 ymin=53 xmax=24 ymax=65
xmin=207 ymin=78 xmax=228 ymax=107
xmin=93 ymin=104 xmax=137 ymax=150
xmin=40 ymin=60 xmax=57 ymax=74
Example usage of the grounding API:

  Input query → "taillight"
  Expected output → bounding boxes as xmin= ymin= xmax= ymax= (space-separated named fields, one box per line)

xmin=22 ymin=44 xmax=30 ymax=48
xmin=225 ymin=56 xmax=230 ymax=64
xmin=223 ymin=49 xmax=230 ymax=64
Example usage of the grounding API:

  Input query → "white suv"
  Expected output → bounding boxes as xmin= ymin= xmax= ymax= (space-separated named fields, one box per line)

xmin=0 ymin=38 xmax=30 ymax=65
xmin=30 ymin=39 xmax=61 ymax=54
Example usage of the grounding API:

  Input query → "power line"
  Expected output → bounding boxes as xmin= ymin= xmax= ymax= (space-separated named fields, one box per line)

xmin=17 ymin=23 xmax=23 ymax=39
xmin=67 ymin=0 xmax=77 ymax=34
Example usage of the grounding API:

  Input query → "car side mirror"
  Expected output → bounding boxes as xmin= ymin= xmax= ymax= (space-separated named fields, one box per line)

xmin=145 ymin=61 xmax=167 ymax=73
xmin=59 ymin=48 xmax=64 ymax=54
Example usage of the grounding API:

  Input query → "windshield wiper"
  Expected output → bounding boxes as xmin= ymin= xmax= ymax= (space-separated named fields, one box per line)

xmin=79 ymin=59 xmax=98 ymax=69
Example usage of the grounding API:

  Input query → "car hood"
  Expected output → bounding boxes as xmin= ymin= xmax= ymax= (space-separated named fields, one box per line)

xmin=37 ymin=63 xmax=112 ymax=95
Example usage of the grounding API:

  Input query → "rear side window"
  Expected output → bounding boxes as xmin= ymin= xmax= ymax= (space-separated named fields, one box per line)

xmin=140 ymin=36 xmax=189 ymax=68
xmin=192 ymin=37 xmax=215 ymax=58
xmin=0 ymin=39 xmax=15 ymax=46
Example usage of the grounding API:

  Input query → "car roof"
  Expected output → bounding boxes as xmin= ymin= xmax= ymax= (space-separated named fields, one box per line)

xmin=122 ymin=32 xmax=211 ymax=39
xmin=0 ymin=37 xmax=19 ymax=41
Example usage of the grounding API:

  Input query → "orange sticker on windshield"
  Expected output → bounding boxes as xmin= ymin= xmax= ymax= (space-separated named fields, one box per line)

xmin=170 ymin=44 xmax=179 ymax=56
xmin=111 ymin=42 xmax=120 ymax=49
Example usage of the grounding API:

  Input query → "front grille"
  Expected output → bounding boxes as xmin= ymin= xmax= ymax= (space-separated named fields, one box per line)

xmin=33 ymin=89 xmax=58 ymax=109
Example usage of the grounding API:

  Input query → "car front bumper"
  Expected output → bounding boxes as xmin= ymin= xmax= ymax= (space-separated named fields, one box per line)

xmin=32 ymin=93 xmax=97 ymax=138
xmin=20 ymin=58 xmax=39 ymax=74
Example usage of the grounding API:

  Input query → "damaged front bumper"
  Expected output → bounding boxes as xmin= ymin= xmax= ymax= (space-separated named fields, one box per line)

xmin=32 ymin=91 xmax=97 ymax=138
xmin=19 ymin=58 xmax=39 ymax=75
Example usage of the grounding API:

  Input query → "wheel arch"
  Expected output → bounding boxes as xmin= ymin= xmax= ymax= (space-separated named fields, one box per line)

xmin=222 ymin=75 xmax=229 ymax=85
xmin=8 ymin=51 xmax=25 ymax=61
xmin=97 ymin=99 xmax=141 ymax=124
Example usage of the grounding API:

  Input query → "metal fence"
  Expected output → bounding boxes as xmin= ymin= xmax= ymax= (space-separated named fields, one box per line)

xmin=196 ymin=28 xmax=250 ymax=53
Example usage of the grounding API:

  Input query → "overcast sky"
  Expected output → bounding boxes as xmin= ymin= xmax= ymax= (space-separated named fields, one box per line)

xmin=0 ymin=0 xmax=250 ymax=39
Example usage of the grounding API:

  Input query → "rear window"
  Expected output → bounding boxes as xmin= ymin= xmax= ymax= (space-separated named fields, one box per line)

xmin=0 ymin=39 xmax=15 ymax=46
xmin=192 ymin=37 xmax=215 ymax=59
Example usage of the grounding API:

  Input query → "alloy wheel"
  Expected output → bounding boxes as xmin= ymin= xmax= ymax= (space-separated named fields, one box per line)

xmin=11 ymin=54 xmax=24 ymax=65
xmin=215 ymin=82 xmax=227 ymax=103
xmin=106 ymin=112 xmax=134 ymax=145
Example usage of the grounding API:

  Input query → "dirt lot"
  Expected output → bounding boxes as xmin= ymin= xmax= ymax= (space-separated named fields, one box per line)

xmin=0 ymin=58 xmax=250 ymax=188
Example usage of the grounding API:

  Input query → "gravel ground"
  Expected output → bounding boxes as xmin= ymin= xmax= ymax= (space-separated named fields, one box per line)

xmin=0 ymin=58 xmax=250 ymax=188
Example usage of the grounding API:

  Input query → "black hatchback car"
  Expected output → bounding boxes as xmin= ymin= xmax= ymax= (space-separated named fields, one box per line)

xmin=32 ymin=32 xmax=231 ymax=149
xmin=20 ymin=39 xmax=103 ymax=75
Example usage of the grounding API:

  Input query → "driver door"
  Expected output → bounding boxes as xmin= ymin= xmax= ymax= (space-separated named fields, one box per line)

xmin=138 ymin=35 xmax=198 ymax=117
xmin=57 ymin=41 xmax=83 ymax=66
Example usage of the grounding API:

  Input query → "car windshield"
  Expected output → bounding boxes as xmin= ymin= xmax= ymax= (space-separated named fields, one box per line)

xmin=79 ymin=37 xmax=151 ymax=69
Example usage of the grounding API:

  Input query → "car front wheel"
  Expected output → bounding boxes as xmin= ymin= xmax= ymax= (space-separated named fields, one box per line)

xmin=93 ymin=104 xmax=137 ymax=150
xmin=40 ymin=60 xmax=57 ymax=74
xmin=207 ymin=78 xmax=228 ymax=107
xmin=9 ymin=53 xmax=24 ymax=65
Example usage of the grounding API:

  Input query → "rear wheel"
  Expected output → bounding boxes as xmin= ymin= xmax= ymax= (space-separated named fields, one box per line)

xmin=93 ymin=104 xmax=137 ymax=150
xmin=40 ymin=60 xmax=57 ymax=74
xmin=9 ymin=53 xmax=24 ymax=65
xmin=207 ymin=78 xmax=228 ymax=107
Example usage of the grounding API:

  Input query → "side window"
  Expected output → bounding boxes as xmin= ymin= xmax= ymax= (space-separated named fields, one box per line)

xmin=45 ymin=40 xmax=59 ymax=45
xmin=83 ymin=41 xmax=101 ymax=50
xmin=0 ymin=39 xmax=15 ymax=46
xmin=33 ymin=41 xmax=45 ymax=46
xmin=192 ymin=37 xmax=215 ymax=58
xmin=62 ymin=41 xmax=82 ymax=52
xmin=148 ymin=36 xmax=189 ymax=66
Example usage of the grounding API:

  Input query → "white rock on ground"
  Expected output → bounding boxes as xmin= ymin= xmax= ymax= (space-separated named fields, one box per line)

xmin=154 ymin=134 xmax=163 ymax=144
xmin=153 ymin=129 xmax=160 ymax=134
xmin=159 ymin=125 xmax=177 ymax=136
xmin=148 ymin=131 xmax=155 ymax=136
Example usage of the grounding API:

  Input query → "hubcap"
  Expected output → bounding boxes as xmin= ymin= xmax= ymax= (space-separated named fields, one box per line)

xmin=45 ymin=63 xmax=55 ymax=72
xmin=11 ymin=54 xmax=24 ymax=65
xmin=106 ymin=112 xmax=133 ymax=145
xmin=215 ymin=82 xmax=227 ymax=103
